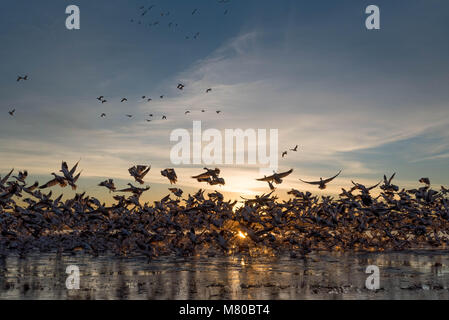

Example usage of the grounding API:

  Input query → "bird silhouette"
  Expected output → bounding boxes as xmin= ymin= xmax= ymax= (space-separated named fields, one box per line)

xmin=300 ymin=170 xmax=342 ymax=190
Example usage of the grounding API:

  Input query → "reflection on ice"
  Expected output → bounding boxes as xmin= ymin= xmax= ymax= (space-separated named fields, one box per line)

xmin=1 ymin=250 xmax=449 ymax=300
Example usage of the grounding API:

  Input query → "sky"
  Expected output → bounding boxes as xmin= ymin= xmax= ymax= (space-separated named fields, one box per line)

xmin=1 ymin=0 xmax=449 ymax=203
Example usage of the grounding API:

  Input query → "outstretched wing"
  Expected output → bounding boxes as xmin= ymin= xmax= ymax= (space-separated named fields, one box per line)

xmin=140 ymin=166 xmax=151 ymax=178
xmin=256 ymin=174 xmax=274 ymax=182
xmin=192 ymin=172 xmax=211 ymax=179
xmin=69 ymin=160 xmax=80 ymax=175
xmin=40 ymin=178 xmax=62 ymax=189
xmin=367 ymin=181 xmax=381 ymax=191
xmin=322 ymin=170 xmax=342 ymax=184
xmin=388 ymin=173 xmax=396 ymax=184
xmin=0 ymin=169 xmax=14 ymax=185
xmin=299 ymin=179 xmax=321 ymax=185
xmin=277 ymin=169 xmax=293 ymax=179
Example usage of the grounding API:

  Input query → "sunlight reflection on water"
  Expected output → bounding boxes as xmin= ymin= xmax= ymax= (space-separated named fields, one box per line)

xmin=1 ymin=250 xmax=449 ymax=300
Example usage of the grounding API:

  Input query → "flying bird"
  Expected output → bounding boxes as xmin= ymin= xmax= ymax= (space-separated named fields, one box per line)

xmin=257 ymin=169 xmax=293 ymax=189
xmin=39 ymin=173 xmax=68 ymax=189
xmin=177 ymin=84 xmax=185 ymax=90
xmin=290 ymin=145 xmax=299 ymax=152
xmin=60 ymin=160 xmax=82 ymax=190
xmin=17 ymin=75 xmax=28 ymax=82
xmin=121 ymin=98 xmax=128 ymax=102
xmin=8 ymin=109 xmax=15 ymax=116
xmin=206 ymin=88 xmax=212 ymax=93
xmin=350 ymin=180 xmax=381 ymax=192
xmin=192 ymin=168 xmax=221 ymax=180
xmin=98 ymin=179 xmax=116 ymax=192
xmin=161 ymin=168 xmax=178 ymax=184
xmin=128 ymin=165 xmax=151 ymax=184
xmin=168 ymin=188 xmax=183 ymax=197
xmin=117 ymin=183 xmax=150 ymax=195
xmin=282 ymin=151 xmax=287 ymax=158
xmin=299 ymin=170 xmax=342 ymax=190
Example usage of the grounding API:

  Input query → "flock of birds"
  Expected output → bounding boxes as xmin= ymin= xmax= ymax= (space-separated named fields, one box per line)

xmin=129 ymin=1 xmax=232 ymax=40
xmin=8 ymin=76 xmax=221 ymax=125
xmin=3 ymin=2 xmax=449 ymax=259
xmin=93 ymin=84 xmax=219 ymax=122
xmin=1 ymin=161 xmax=449 ymax=259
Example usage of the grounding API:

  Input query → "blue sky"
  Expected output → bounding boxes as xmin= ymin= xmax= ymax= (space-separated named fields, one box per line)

xmin=1 ymin=0 xmax=449 ymax=202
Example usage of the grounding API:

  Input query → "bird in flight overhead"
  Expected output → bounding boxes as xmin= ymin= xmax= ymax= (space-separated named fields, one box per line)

xmin=160 ymin=95 xmax=164 ymax=99
xmin=39 ymin=173 xmax=68 ymax=189
xmin=380 ymin=173 xmax=399 ymax=193
xmin=100 ymin=113 xmax=106 ymax=118
xmin=98 ymin=179 xmax=116 ymax=192
xmin=8 ymin=109 xmax=15 ymax=116
xmin=192 ymin=8 xmax=198 ymax=15
xmin=161 ymin=168 xmax=178 ymax=184
xmin=192 ymin=168 xmax=225 ymax=186
xmin=216 ymin=110 xmax=221 ymax=114
xmin=185 ymin=110 xmax=191 ymax=115
xmin=17 ymin=75 xmax=28 ymax=82
xmin=300 ymin=170 xmax=342 ymax=190
xmin=162 ymin=115 xmax=167 ymax=120
xmin=419 ymin=177 xmax=431 ymax=186
xmin=128 ymin=165 xmax=151 ymax=185
xmin=126 ymin=114 xmax=133 ymax=118
xmin=257 ymin=169 xmax=293 ymax=189
xmin=206 ymin=88 xmax=212 ymax=93
xmin=177 ymin=83 xmax=185 ymax=90
xmin=290 ymin=145 xmax=299 ymax=152
xmin=117 ymin=183 xmax=150 ymax=196
xmin=121 ymin=98 xmax=128 ymax=102
xmin=60 ymin=160 xmax=82 ymax=190
xmin=282 ymin=151 xmax=287 ymax=158
xmin=350 ymin=180 xmax=381 ymax=193
xmin=169 ymin=188 xmax=183 ymax=197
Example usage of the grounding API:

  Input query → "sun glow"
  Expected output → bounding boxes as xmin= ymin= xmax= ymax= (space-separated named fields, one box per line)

xmin=238 ymin=231 xmax=247 ymax=239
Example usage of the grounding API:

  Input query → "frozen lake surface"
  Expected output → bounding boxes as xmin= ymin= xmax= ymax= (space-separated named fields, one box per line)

xmin=1 ymin=250 xmax=449 ymax=300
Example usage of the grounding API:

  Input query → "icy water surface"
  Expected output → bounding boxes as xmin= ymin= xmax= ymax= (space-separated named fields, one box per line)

xmin=1 ymin=250 xmax=449 ymax=299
